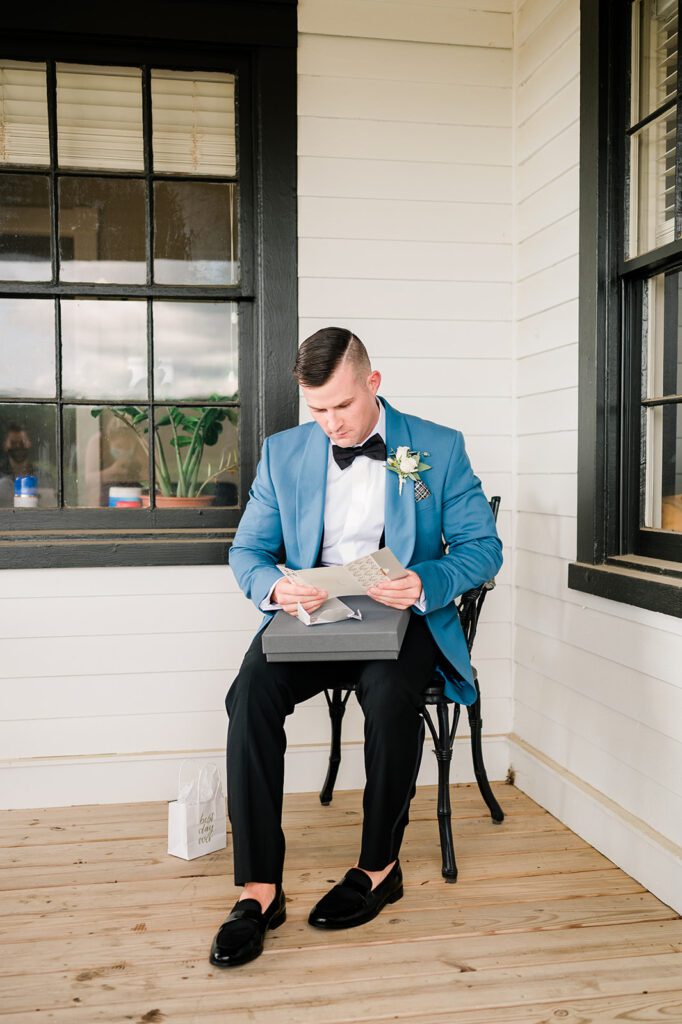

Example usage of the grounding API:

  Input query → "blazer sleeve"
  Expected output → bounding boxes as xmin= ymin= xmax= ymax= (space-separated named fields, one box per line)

xmin=410 ymin=431 xmax=503 ymax=613
xmin=227 ymin=436 xmax=286 ymax=609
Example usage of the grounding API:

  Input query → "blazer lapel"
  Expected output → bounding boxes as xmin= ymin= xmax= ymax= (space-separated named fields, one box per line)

xmin=382 ymin=397 xmax=416 ymax=567
xmin=296 ymin=423 xmax=329 ymax=567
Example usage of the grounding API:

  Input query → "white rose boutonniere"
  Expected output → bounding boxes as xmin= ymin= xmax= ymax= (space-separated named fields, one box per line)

xmin=386 ymin=445 xmax=432 ymax=497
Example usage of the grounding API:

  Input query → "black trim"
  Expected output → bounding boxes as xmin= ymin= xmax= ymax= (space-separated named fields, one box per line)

xmin=571 ymin=0 xmax=682 ymax=615
xmin=0 ymin=1 xmax=299 ymax=569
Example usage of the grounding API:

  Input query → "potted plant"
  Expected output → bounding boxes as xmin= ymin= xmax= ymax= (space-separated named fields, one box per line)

xmin=92 ymin=397 xmax=238 ymax=507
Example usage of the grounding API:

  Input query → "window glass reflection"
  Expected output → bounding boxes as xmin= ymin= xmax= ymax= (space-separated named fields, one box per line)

xmin=153 ymin=301 xmax=238 ymax=401
xmin=63 ymin=405 xmax=150 ymax=508
xmin=56 ymin=63 xmax=143 ymax=171
xmin=0 ymin=403 xmax=57 ymax=507
xmin=61 ymin=298 xmax=147 ymax=401
xmin=152 ymin=69 xmax=236 ymax=175
xmin=0 ymin=298 xmax=55 ymax=398
xmin=154 ymin=405 xmax=238 ymax=507
xmin=59 ymin=177 xmax=146 ymax=283
xmin=153 ymin=181 xmax=238 ymax=285
xmin=0 ymin=174 xmax=51 ymax=281
xmin=0 ymin=61 xmax=49 ymax=166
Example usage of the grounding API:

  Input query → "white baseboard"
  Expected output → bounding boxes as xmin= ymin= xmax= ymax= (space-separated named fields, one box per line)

xmin=509 ymin=733 xmax=682 ymax=916
xmin=0 ymin=734 xmax=511 ymax=809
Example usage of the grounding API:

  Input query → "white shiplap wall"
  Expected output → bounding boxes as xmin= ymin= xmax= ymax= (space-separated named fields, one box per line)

xmin=0 ymin=0 xmax=515 ymax=809
xmin=511 ymin=0 xmax=682 ymax=913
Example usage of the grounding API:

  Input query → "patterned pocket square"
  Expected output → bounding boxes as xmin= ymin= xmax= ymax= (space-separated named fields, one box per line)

xmin=414 ymin=480 xmax=432 ymax=502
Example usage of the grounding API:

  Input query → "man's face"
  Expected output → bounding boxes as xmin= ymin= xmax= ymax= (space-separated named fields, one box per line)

xmin=302 ymin=360 xmax=382 ymax=447
xmin=4 ymin=430 xmax=31 ymax=463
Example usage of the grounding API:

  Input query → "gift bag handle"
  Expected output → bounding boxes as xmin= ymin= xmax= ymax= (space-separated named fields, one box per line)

xmin=176 ymin=759 xmax=222 ymax=800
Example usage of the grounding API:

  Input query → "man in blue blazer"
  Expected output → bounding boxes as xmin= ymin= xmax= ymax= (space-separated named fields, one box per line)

xmin=210 ymin=328 xmax=502 ymax=968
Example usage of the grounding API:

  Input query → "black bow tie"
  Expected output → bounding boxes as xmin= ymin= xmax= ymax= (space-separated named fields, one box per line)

xmin=332 ymin=432 xmax=386 ymax=470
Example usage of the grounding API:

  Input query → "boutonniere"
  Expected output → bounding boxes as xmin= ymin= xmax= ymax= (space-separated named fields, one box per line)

xmin=386 ymin=445 xmax=432 ymax=498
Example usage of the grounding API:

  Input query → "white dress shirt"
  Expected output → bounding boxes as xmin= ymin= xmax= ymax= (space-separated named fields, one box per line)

xmin=260 ymin=399 xmax=425 ymax=611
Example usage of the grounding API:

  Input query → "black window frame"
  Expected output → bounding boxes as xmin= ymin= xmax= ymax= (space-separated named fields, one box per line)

xmin=569 ymin=0 xmax=682 ymax=617
xmin=0 ymin=0 xmax=298 ymax=569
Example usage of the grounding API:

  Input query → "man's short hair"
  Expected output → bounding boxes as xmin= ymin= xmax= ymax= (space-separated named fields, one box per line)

xmin=293 ymin=327 xmax=371 ymax=387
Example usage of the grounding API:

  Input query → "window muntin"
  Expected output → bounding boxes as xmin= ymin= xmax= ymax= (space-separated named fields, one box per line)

xmin=627 ymin=0 xmax=679 ymax=257
xmin=0 ymin=59 xmax=240 ymax=512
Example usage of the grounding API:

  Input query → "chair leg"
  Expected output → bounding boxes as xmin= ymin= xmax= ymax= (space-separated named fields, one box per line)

xmin=467 ymin=679 xmax=504 ymax=823
xmin=434 ymin=699 xmax=459 ymax=882
xmin=320 ymin=688 xmax=346 ymax=805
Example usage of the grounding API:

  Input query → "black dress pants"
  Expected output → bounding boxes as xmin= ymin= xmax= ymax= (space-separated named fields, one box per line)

xmin=225 ymin=611 xmax=441 ymax=885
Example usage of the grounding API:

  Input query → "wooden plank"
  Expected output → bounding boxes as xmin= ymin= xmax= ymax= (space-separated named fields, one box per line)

xmin=3 ymin=953 xmax=681 ymax=1022
xmin=0 ymin=564 xmax=238 ymax=600
xmin=299 ymin=278 xmax=512 ymax=323
xmin=3 ymin=891 xmax=671 ymax=955
xmin=3 ymin=919 xmax=681 ymax=1012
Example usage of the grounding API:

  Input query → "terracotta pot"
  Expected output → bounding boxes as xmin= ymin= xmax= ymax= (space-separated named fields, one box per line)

xmin=154 ymin=494 xmax=215 ymax=508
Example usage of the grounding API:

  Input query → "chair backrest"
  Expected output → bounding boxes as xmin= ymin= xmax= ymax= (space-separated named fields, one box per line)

xmin=456 ymin=496 xmax=501 ymax=655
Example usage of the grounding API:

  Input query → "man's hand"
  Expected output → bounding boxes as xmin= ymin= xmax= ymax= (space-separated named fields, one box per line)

xmin=272 ymin=578 xmax=329 ymax=616
xmin=367 ymin=569 xmax=423 ymax=610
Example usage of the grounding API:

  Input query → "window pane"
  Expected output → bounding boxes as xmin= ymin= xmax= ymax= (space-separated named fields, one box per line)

xmin=56 ymin=63 xmax=143 ymax=171
xmin=151 ymin=69 xmax=236 ymax=175
xmin=63 ymin=405 xmax=150 ymax=508
xmin=61 ymin=298 xmax=148 ymax=401
xmin=154 ymin=405 xmax=238 ymax=506
xmin=153 ymin=180 xmax=238 ymax=285
xmin=0 ymin=403 xmax=57 ymax=507
xmin=0 ymin=60 xmax=49 ymax=166
xmin=153 ymin=301 xmax=238 ymax=401
xmin=631 ymin=0 xmax=678 ymax=124
xmin=59 ymin=177 xmax=146 ymax=284
xmin=628 ymin=108 xmax=677 ymax=257
xmin=0 ymin=298 xmax=55 ymax=397
xmin=643 ymin=403 xmax=682 ymax=531
xmin=0 ymin=173 xmax=51 ymax=281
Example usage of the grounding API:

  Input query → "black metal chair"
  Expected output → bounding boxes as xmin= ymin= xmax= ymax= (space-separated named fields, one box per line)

xmin=319 ymin=496 xmax=504 ymax=882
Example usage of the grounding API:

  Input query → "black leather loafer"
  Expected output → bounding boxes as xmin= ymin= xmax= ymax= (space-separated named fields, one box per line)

xmin=308 ymin=861 xmax=403 ymax=929
xmin=209 ymin=886 xmax=286 ymax=967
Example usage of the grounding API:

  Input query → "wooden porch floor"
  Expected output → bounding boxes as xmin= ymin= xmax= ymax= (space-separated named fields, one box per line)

xmin=1 ymin=781 xmax=682 ymax=1023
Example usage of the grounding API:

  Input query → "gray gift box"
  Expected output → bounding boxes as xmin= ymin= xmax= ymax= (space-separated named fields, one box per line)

xmin=262 ymin=596 xmax=410 ymax=661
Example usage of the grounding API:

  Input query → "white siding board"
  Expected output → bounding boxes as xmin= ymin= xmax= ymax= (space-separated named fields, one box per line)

xmin=299 ymin=278 xmax=512 ymax=322
xmin=513 ymin=685 xmax=682 ymax=847
xmin=517 ymin=212 xmax=578 ymax=282
xmin=517 ymin=387 xmax=578 ymax=436
xmin=298 ymin=117 xmax=512 ymax=165
xmin=298 ymin=75 xmax=512 ymax=127
xmin=516 ymin=254 xmax=579 ymax=320
xmin=299 ymin=318 xmax=511 ymax=360
xmin=515 ymin=0 xmax=564 ymax=47
xmin=298 ymin=196 xmax=512 ymax=244
xmin=298 ymin=158 xmax=512 ymax=206
xmin=299 ymin=238 xmax=512 ymax=283
xmin=515 ymin=0 xmax=579 ymax=84
xmin=298 ymin=1 xmax=512 ymax=48
xmin=298 ymin=34 xmax=513 ymax=86
xmin=517 ymin=165 xmax=579 ymax=241
xmin=516 ymin=27 xmax=578 ymax=124
xmin=516 ymin=430 xmax=576 ymax=474
xmin=516 ymin=625 xmax=682 ymax=744
xmin=516 ymin=299 xmax=578 ymax=358
xmin=517 ymin=73 xmax=579 ymax=157
xmin=516 ymin=472 xmax=576 ymax=517
xmin=516 ymin=119 xmax=579 ymax=202
xmin=515 ymin=511 xmax=576 ymax=561
xmin=516 ymin=342 xmax=577 ymax=396
xmin=378 ymin=357 xmax=511 ymax=396
xmin=388 ymin=396 xmax=512 ymax=435
xmin=0 ymin=565 xmax=238 ymax=600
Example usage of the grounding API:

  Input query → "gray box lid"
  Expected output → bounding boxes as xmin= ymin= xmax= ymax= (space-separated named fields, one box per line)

xmin=262 ymin=596 xmax=410 ymax=661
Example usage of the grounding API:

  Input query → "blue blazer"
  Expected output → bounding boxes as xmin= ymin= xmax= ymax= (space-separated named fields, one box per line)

xmin=229 ymin=396 xmax=503 ymax=706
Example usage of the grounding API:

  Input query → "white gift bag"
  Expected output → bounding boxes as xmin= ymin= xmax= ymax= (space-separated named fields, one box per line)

xmin=167 ymin=760 xmax=227 ymax=860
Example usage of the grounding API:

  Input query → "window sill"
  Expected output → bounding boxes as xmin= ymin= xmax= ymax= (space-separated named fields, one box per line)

xmin=568 ymin=556 xmax=682 ymax=618
xmin=0 ymin=529 xmax=236 ymax=569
